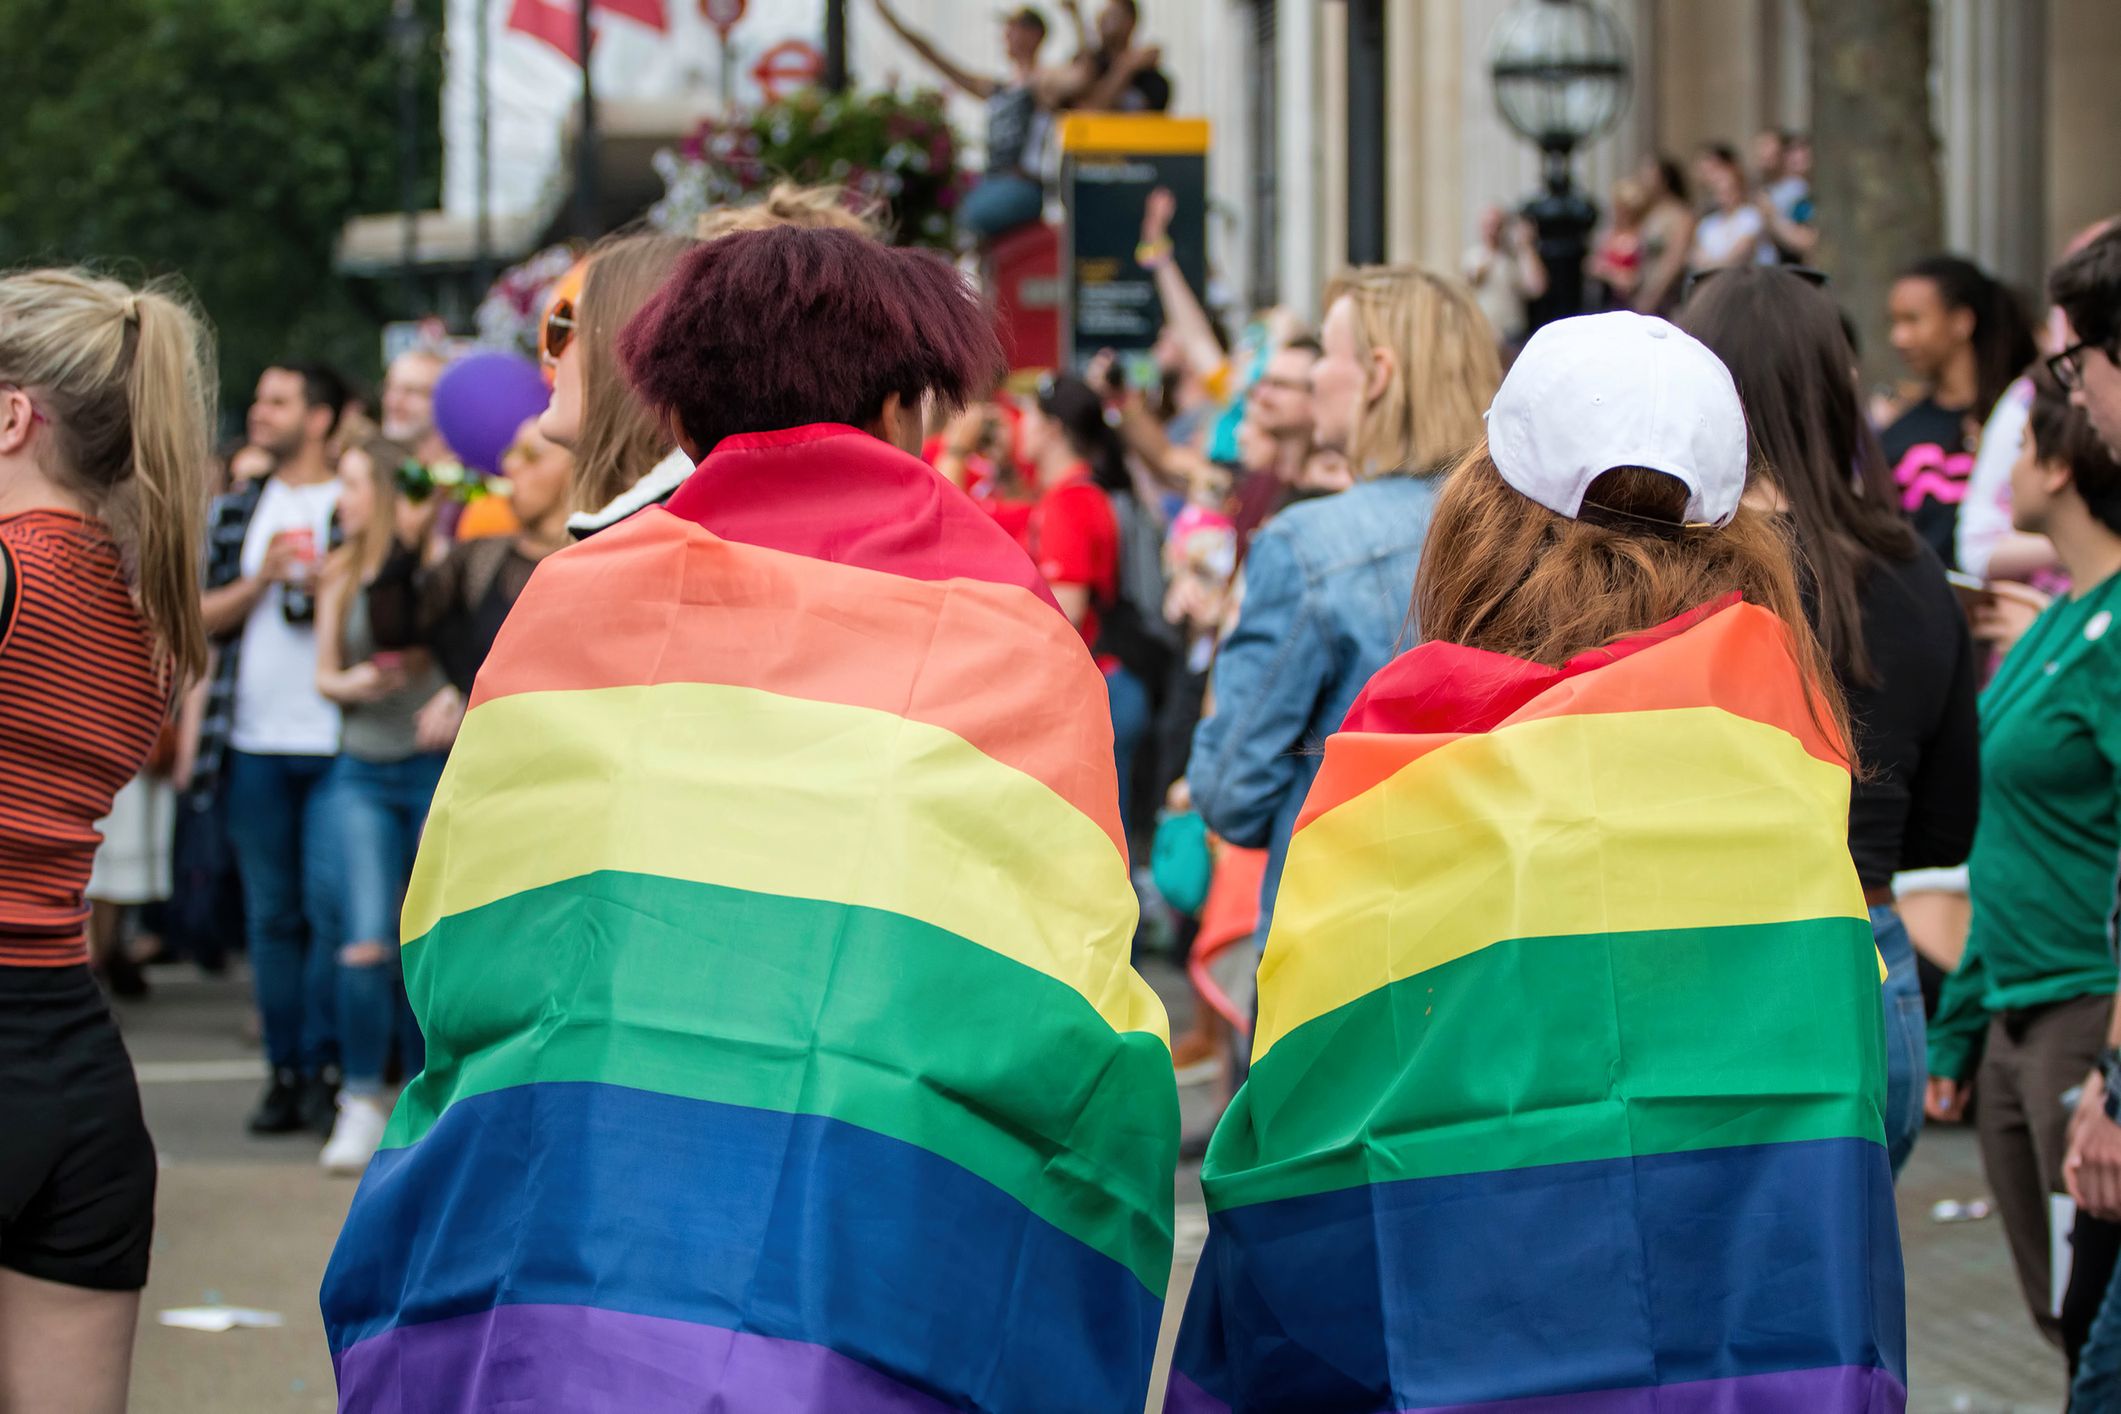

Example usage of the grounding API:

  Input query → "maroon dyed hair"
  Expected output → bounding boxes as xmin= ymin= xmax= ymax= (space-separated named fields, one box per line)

xmin=618 ymin=226 xmax=1005 ymax=454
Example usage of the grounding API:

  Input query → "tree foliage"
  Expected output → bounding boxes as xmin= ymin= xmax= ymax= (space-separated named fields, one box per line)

xmin=0 ymin=0 xmax=444 ymax=412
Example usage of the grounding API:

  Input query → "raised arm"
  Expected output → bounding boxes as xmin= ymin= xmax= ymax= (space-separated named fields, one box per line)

xmin=1096 ymin=360 xmax=1208 ymax=493
xmin=1137 ymin=189 xmax=1224 ymax=381
xmin=872 ymin=0 xmax=997 ymax=99
xmin=1058 ymin=0 xmax=1094 ymax=56
xmin=1073 ymin=43 xmax=1159 ymax=113
xmin=1757 ymin=192 xmax=1818 ymax=261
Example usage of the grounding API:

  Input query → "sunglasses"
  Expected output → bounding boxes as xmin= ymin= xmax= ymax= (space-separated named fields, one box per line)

xmin=541 ymin=297 xmax=577 ymax=370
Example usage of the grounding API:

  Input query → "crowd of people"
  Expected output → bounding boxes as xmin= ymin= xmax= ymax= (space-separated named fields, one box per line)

xmin=1470 ymin=126 xmax=1822 ymax=348
xmin=9 ymin=100 xmax=2121 ymax=1410
xmin=873 ymin=0 xmax=1171 ymax=243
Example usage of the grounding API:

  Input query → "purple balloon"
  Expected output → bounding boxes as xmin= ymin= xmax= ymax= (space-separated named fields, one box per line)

xmin=432 ymin=351 xmax=550 ymax=476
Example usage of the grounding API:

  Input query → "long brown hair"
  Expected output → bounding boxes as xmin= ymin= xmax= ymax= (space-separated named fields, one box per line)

xmin=1416 ymin=453 xmax=1850 ymax=757
xmin=0 ymin=269 xmax=214 ymax=684
xmin=323 ymin=436 xmax=412 ymax=588
xmin=1680 ymin=265 xmax=1917 ymax=685
xmin=571 ymin=231 xmax=699 ymax=513
xmin=1322 ymin=265 xmax=1501 ymax=477
xmin=1898 ymin=254 xmax=2036 ymax=422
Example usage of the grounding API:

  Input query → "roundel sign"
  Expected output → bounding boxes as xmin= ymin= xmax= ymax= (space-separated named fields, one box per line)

xmin=701 ymin=0 xmax=745 ymax=39
xmin=752 ymin=38 xmax=823 ymax=102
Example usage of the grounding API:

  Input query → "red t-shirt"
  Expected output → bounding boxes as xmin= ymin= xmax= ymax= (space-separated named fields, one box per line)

xmin=921 ymin=436 xmax=1039 ymax=552
xmin=1029 ymin=464 xmax=1118 ymax=650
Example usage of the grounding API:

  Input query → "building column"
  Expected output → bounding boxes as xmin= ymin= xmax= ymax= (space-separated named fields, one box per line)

xmin=2047 ymin=0 xmax=2121 ymax=253
xmin=1346 ymin=0 xmax=1389 ymax=265
xmin=1278 ymin=0 xmax=1327 ymax=318
xmin=1385 ymin=0 xmax=1466 ymax=274
xmin=1652 ymin=0 xmax=1769 ymax=157
xmin=1317 ymin=2 xmax=1350 ymax=291
xmin=1935 ymin=0 xmax=2049 ymax=293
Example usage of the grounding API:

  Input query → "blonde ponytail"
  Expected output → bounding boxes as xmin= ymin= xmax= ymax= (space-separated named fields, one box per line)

xmin=0 ymin=269 xmax=216 ymax=683
xmin=122 ymin=287 xmax=215 ymax=683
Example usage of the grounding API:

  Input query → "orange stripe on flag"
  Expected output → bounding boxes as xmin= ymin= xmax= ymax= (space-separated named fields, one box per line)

xmin=472 ymin=508 xmax=1126 ymax=854
xmin=1296 ymin=603 xmax=1844 ymax=834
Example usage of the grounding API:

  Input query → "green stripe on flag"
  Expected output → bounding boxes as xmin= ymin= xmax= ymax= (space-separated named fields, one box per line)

xmin=1207 ymin=915 xmax=1885 ymax=1213
xmin=390 ymin=870 xmax=1177 ymax=1294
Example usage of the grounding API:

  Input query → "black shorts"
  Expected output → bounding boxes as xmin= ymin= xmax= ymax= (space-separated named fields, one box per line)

xmin=0 ymin=965 xmax=156 ymax=1290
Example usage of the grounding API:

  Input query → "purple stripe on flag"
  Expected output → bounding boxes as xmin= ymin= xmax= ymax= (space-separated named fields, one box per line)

xmin=1163 ymin=1369 xmax=1234 ymax=1413
xmin=333 ymin=1303 xmax=958 ymax=1414
xmin=1164 ymin=1366 xmax=1906 ymax=1414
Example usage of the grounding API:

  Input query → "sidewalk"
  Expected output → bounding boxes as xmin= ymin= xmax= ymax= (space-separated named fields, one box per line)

xmin=1900 ymin=1122 xmax=2066 ymax=1412
xmin=122 ymin=966 xmax=2063 ymax=1413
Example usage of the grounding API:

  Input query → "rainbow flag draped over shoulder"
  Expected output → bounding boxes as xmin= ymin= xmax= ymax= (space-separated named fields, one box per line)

xmin=322 ymin=424 xmax=1178 ymax=1413
xmin=1168 ymin=598 xmax=1905 ymax=1414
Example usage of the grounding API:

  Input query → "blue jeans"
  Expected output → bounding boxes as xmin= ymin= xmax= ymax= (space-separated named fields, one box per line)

xmin=331 ymin=753 xmax=445 ymax=1095
xmin=1107 ymin=667 xmax=1153 ymax=838
xmin=2075 ymin=1244 xmax=2121 ymax=1409
xmin=1873 ymin=904 xmax=1926 ymax=1177
xmin=959 ymin=172 xmax=1043 ymax=240
xmin=224 ymin=750 xmax=341 ymax=1073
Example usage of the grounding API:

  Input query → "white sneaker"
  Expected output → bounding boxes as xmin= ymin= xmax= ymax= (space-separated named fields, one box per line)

xmin=320 ymin=1095 xmax=390 ymax=1176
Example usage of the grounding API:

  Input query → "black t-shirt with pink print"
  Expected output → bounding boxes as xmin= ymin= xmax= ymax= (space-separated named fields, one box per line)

xmin=1881 ymin=396 xmax=1977 ymax=570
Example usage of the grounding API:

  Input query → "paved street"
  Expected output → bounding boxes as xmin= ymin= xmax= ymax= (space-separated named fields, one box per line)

xmin=121 ymin=963 xmax=2062 ymax=1414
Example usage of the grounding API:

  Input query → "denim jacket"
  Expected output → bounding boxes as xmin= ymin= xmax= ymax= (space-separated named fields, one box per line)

xmin=1188 ymin=473 xmax=1442 ymax=936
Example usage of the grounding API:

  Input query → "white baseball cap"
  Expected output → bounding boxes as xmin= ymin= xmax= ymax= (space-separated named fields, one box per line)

xmin=1484 ymin=311 xmax=1749 ymax=528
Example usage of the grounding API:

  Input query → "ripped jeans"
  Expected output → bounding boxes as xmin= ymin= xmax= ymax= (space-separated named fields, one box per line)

xmin=331 ymin=753 xmax=445 ymax=1095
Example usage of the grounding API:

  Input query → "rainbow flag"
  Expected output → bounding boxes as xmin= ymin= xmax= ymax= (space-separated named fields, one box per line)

xmin=322 ymin=424 xmax=1178 ymax=1413
xmin=1167 ymin=598 xmax=1905 ymax=1414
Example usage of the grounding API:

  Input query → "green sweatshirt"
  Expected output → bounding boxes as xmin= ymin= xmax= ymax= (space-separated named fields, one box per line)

xmin=1929 ymin=572 xmax=2121 ymax=1081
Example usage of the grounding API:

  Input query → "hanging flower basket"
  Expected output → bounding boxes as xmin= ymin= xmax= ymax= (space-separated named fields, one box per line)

xmin=649 ymin=88 xmax=971 ymax=249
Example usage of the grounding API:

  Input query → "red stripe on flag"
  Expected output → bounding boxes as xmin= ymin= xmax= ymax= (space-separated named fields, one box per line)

xmin=506 ymin=0 xmax=667 ymax=65
xmin=507 ymin=0 xmax=583 ymax=62
xmin=599 ymin=0 xmax=667 ymax=29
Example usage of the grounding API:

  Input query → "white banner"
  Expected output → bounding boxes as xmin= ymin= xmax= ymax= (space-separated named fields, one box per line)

xmin=441 ymin=0 xmax=827 ymax=220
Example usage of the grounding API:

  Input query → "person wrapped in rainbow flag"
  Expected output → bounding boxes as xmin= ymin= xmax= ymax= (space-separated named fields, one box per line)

xmin=321 ymin=228 xmax=1179 ymax=1412
xmin=1169 ymin=312 xmax=1907 ymax=1413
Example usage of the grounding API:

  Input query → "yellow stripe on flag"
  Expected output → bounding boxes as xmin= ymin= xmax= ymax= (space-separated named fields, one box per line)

xmin=1253 ymin=706 xmax=1865 ymax=1061
xmin=402 ymin=682 xmax=1163 ymax=1041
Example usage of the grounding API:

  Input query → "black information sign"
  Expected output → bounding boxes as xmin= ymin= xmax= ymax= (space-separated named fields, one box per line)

xmin=1059 ymin=117 xmax=1210 ymax=370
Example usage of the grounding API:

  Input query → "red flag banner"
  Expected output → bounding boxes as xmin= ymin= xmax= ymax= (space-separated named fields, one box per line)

xmin=506 ymin=0 xmax=668 ymax=64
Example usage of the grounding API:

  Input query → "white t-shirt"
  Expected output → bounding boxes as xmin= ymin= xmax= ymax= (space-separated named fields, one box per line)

xmin=1692 ymin=205 xmax=1774 ymax=269
xmin=1767 ymin=176 xmax=1810 ymax=221
xmin=231 ymin=476 xmax=342 ymax=756
xmin=1957 ymin=375 xmax=2034 ymax=579
xmin=1463 ymin=242 xmax=1528 ymax=342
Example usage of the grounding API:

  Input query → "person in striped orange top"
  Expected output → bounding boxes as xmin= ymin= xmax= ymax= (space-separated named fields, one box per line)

xmin=0 ymin=269 xmax=214 ymax=1414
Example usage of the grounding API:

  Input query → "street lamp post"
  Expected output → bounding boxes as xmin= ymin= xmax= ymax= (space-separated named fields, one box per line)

xmin=1489 ymin=0 xmax=1631 ymax=331
xmin=390 ymin=0 xmax=425 ymax=314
